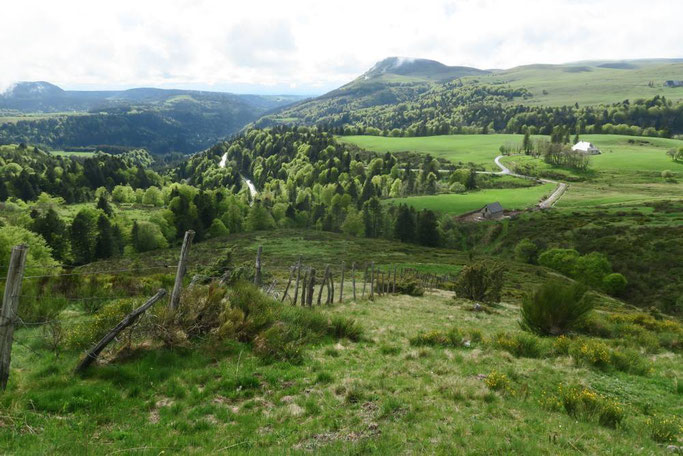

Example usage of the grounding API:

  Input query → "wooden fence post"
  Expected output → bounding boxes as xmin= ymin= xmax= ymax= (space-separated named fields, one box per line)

xmin=281 ymin=265 xmax=295 ymax=303
xmin=300 ymin=268 xmax=309 ymax=306
xmin=306 ymin=268 xmax=316 ymax=307
xmin=352 ymin=262 xmax=357 ymax=301
xmin=393 ymin=266 xmax=397 ymax=294
xmin=362 ymin=264 xmax=368 ymax=298
xmin=170 ymin=230 xmax=194 ymax=310
xmin=329 ymin=268 xmax=334 ymax=304
xmin=75 ymin=289 xmax=167 ymax=373
xmin=254 ymin=245 xmax=263 ymax=286
xmin=339 ymin=261 xmax=345 ymax=303
xmin=0 ymin=245 xmax=28 ymax=390
xmin=369 ymin=262 xmax=375 ymax=299
xmin=318 ymin=265 xmax=329 ymax=305
xmin=293 ymin=256 xmax=302 ymax=305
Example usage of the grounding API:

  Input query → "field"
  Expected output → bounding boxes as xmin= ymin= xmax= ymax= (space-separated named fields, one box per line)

xmin=1 ymin=230 xmax=681 ymax=454
xmin=342 ymin=133 xmax=683 ymax=214
xmin=339 ymin=134 xmax=518 ymax=170
xmin=471 ymin=61 xmax=683 ymax=106
xmin=49 ymin=150 xmax=98 ymax=157
xmin=389 ymin=184 xmax=555 ymax=215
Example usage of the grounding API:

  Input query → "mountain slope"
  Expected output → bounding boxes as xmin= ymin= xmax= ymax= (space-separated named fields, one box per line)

xmin=255 ymin=58 xmax=683 ymax=130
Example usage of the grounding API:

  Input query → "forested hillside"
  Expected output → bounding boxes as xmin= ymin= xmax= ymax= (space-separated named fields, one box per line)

xmin=0 ymin=83 xmax=302 ymax=154
xmin=257 ymin=59 xmax=683 ymax=138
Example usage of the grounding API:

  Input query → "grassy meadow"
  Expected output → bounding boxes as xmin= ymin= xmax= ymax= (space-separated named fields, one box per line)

xmin=389 ymin=184 xmax=556 ymax=216
xmin=472 ymin=62 xmax=683 ymax=106
xmin=1 ymin=230 xmax=681 ymax=454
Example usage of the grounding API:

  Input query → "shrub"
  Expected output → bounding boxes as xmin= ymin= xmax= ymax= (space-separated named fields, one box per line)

xmin=394 ymin=280 xmax=425 ymax=296
xmin=493 ymin=331 xmax=546 ymax=358
xmin=514 ymin=239 xmax=538 ymax=264
xmin=602 ymin=273 xmax=628 ymax=296
xmin=538 ymin=248 xmax=580 ymax=277
xmin=520 ymin=281 xmax=592 ymax=336
xmin=410 ymin=328 xmax=465 ymax=348
xmin=542 ymin=384 xmax=624 ymax=428
xmin=328 ymin=315 xmax=363 ymax=342
xmin=453 ymin=261 xmax=504 ymax=303
xmin=647 ymin=415 xmax=682 ymax=443
xmin=67 ymin=300 xmax=135 ymax=349
xmin=485 ymin=371 xmax=512 ymax=395
xmin=569 ymin=338 xmax=652 ymax=375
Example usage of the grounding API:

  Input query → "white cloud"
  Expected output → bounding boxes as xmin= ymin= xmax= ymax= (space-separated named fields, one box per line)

xmin=0 ymin=0 xmax=681 ymax=94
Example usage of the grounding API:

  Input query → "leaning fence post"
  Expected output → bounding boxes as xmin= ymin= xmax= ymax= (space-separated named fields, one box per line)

xmin=293 ymin=256 xmax=302 ymax=304
xmin=318 ymin=265 xmax=329 ymax=305
xmin=339 ymin=261 xmax=345 ymax=303
xmin=75 ymin=289 xmax=167 ymax=373
xmin=352 ymin=262 xmax=357 ymax=301
xmin=0 ymin=245 xmax=28 ymax=390
xmin=170 ymin=230 xmax=194 ymax=310
xmin=254 ymin=245 xmax=263 ymax=287
xmin=369 ymin=262 xmax=375 ymax=299
xmin=306 ymin=268 xmax=316 ymax=307
xmin=281 ymin=265 xmax=295 ymax=303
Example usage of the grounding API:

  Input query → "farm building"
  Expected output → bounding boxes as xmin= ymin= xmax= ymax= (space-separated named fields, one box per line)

xmin=665 ymin=80 xmax=683 ymax=87
xmin=572 ymin=141 xmax=601 ymax=155
xmin=482 ymin=202 xmax=504 ymax=219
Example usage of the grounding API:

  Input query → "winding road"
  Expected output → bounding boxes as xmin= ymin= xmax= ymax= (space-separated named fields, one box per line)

xmin=480 ymin=155 xmax=568 ymax=209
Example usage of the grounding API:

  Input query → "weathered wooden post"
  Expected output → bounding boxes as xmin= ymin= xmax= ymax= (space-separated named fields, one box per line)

xmin=0 ymin=245 xmax=28 ymax=390
xmin=318 ymin=265 xmax=330 ymax=305
xmin=170 ymin=230 xmax=194 ymax=310
xmin=352 ymin=262 xmax=357 ymax=301
xmin=306 ymin=268 xmax=316 ymax=307
xmin=393 ymin=266 xmax=397 ymax=293
xmin=300 ymin=268 xmax=309 ymax=306
xmin=254 ymin=245 xmax=263 ymax=287
xmin=75 ymin=289 xmax=166 ymax=373
xmin=281 ymin=265 xmax=295 ymax=303
xmin=339 ymin=261 xmax=345 ymax=303
xmin=369 ymin=262 xmax=375 ymax=299
xmin=329 ymin=268 xmax=334 ymax=304
xmin=293 ymin=256 xmax=302 ymax=305
xmin=362 ymin=264 xmax=368 ymax=298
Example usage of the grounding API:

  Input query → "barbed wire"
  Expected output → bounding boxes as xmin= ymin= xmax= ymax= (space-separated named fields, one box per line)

xmin=20 ymin=265 xmax=175 ymax=280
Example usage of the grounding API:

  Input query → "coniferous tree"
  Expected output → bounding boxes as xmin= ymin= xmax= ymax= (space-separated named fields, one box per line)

xmin=97 ymin=194 xmax=113 ymax=217
xmin=70 ymin=210 xmax=97 ymax=264
xmin=394 ymin=204 xmax=416 ymax=243
xmin=31 ymin=208 xmax=68 ymax=261
xmin=94 ymin=215 xmax=114 ymax=259
xmin=416 ymin=210 xmax=440 ymax=247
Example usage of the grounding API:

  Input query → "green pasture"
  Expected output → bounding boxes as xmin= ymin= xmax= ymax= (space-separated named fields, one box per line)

xmin=472 ymin=62 xmax=683 ymax=106
xmin=388 ymin=184 xmax=555 ymax=216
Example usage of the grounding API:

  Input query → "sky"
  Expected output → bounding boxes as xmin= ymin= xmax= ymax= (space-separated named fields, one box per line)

xmin=1 ymin=0 xmax=682 ymax=95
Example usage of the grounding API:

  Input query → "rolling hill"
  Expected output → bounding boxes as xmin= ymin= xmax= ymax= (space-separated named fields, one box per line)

xmin=255 ymin=58 xmax=683 ymax=131
xmin=0 ymin=83 xmax=304 ymax=154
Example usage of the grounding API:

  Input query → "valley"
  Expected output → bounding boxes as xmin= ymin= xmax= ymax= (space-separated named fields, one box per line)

xmin=1 ymin=53 xmax=682 ymax=454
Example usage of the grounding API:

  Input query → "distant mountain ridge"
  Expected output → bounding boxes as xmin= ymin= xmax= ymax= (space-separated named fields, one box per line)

xmin=0 ymin=81 xmax=303 ymax=113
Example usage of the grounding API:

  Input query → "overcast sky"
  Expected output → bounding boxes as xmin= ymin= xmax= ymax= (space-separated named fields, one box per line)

xmin=2 ymin=0 xmax=682 ymax=95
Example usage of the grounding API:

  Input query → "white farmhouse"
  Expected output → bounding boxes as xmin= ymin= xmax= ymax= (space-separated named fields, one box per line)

xmin=571 ymin=141 xmax=601 ymax=155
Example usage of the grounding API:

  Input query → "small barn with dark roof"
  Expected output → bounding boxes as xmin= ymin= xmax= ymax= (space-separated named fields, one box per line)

xmin=482 ymin=202 xmax=504 ymax=219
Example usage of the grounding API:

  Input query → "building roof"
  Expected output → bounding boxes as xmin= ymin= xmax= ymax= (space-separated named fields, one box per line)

xmin=572 ymin=141 xmax=598 ymax=152
xmin=484 ymin=202 xmax=503 ymax=213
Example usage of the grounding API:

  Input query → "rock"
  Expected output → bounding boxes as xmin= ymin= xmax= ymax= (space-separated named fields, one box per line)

xmin=463 ymin=340 xmax=471 ymax=348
